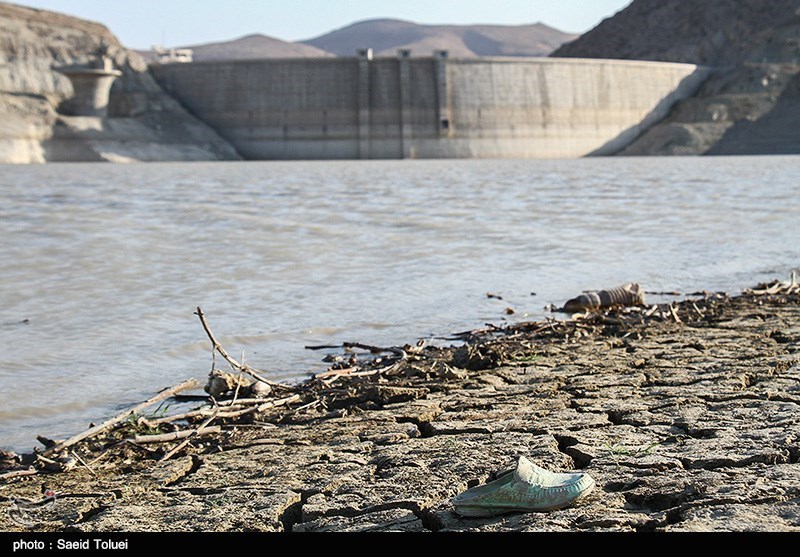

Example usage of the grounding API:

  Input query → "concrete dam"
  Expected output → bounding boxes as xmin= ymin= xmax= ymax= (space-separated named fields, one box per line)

xmin=150 ymin=53 xmax=711 ymax=159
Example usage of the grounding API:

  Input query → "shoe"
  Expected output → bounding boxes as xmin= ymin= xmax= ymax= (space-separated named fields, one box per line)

xmin=452 ymin=456 xmax=595 ymax=517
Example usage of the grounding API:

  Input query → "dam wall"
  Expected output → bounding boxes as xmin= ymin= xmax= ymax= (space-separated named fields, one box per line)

xmin=151 ymin=55 xmax=711 ymax=159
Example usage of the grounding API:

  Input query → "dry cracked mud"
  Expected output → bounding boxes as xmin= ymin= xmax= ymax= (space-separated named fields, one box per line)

xmin=1 ymin=286 xmax=799 ymax=532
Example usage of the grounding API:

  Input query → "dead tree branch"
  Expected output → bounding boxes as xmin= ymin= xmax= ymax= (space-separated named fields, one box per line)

xmin=195 ymin=307 xmax=294 ymax=394
xmin=43 ymin=378 xmax=200 ymax=457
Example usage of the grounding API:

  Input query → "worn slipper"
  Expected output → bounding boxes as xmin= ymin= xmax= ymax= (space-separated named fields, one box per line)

xmin=452 ymin=456 xmax=595 ymax=517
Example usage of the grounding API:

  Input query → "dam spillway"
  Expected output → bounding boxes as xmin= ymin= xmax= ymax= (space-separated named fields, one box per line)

xmin=150 ymin=53 xmax=711 ymax=160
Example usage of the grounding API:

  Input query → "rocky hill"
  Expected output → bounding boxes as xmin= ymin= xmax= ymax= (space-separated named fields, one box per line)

xmin=301 ymin=18 xmax=577 ymax=58
xmin=0 ymin=2 xmax=240 ymax=163
xmin=553 ymin=0 xmax=800 ymax=155
xmin=141 ymin=19 xmax=576 ymax=63
xmin=138 ymin=34 xmax=333 ymax=63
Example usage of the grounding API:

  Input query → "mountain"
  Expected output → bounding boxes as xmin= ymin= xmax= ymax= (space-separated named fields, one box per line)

xmin=138 ymin=33 xmax=333 ymax=63
xmin=552 ymin=0 xmax=800 ymax=66
xmin=552 ymin=0 xmax=800 ymax=156
xmin=301 ymin=18 xmax=577 ymax=58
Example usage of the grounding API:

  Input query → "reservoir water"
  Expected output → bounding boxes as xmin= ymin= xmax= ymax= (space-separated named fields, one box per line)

xmin=1 ymin=156 xmax=798 ymax=452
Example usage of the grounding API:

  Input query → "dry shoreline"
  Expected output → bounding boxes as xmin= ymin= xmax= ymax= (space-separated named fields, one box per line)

xmin=1 ymin=279 xmax=799 ymax=532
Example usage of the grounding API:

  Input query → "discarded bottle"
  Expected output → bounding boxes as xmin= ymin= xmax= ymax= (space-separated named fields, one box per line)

xmin=563 ymin=283 xmax=645 ymax=312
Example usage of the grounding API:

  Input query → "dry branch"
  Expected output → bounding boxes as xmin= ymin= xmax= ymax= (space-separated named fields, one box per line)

xmin=747 ymin=272 xmax=800 ymax=295
xmin=314 ymin=367 xmax=359 ymax=379
xmin=216 ymin=397 xmax=278 ymax=407
xmin=160 ymin=405 xmax=220 ymax=462
xmin=0 ymin=468 xmax=38 ymax=481
xmin=71 ymin=451 xmax=98 ymax=478
xmin=195 ymin=307 xmax=294 ymax=394
xmin=131 ymin=426 xmax=221 ymax=445
xmin=43 ymin=378 xmax=200 ymax=457
xmin=141 ymin=393 xmax=302 ymax=425
xmin=307 ymin=341 xmax=407 ymax=359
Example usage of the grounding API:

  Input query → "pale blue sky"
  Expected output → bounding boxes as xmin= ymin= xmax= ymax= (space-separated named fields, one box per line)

xmin=12 ymin=0 xmax=632 ymax=48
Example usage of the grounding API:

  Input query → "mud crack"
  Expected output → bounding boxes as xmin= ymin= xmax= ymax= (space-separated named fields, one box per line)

xmin=164 ymin=454 xmax=203 ymax=487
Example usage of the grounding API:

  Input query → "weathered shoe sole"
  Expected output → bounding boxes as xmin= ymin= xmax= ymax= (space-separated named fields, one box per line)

xmin=452 ymin=457 xmax=596 ymax=517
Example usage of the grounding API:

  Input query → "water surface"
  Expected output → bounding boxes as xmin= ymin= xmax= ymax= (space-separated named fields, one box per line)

xmin=1 ymin=157 xmax=798 ymax=451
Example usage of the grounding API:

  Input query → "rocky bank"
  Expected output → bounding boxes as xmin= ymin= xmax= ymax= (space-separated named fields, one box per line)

xmin=0 ymin=2 xmax=240 ymax=163
xmin=1 ymin=279 xmax=798 ymax=532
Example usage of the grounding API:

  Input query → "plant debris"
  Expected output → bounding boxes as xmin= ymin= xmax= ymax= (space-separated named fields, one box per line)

xmin=1 ymin=274 xmax=798 ymax=483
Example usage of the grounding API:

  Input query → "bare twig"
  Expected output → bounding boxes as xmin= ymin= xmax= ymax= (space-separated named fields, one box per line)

xmin=87 ymin=449 xmax=112 ymax=467
xmin=43 ymin=378 xmax=200 ymax=457
xmin=307 ymin=342 xmax=406 ymax=360
xmin=195 ymin=307 xmax=293 ymax=393
xmin=259 ymin=394 xmax=301 ymax=413
xmin=132 ymin=426 xmax=221 ymax=445
xmin=145 ymin=408 xmax=242 ymax=424
xmin=291 ymin=399 xmax=322 ymax=413
xmin=160 ymin=418 xmax=219 ymax=462
xmin=144 ymin=411 xmax=203 ymax=426
xmin=314 ymin=367 xmax=358 ymax=379
xmin=669 ymin=304 xmax=682 ymax=324
xmin=231 ymin=369 xmax=244 ymax=406
xmin=71 ymin=451 xmax=98 ymax=478
xmin=320 ymin=368 xmax=383 ymax=385
xmin=0 ymin=468 xmax=38 ymax=481
xmin=144 ymin=393 xmax=302 ymax=424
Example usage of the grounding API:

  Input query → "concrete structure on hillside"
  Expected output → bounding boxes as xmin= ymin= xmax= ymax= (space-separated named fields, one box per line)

xmin=151 ymin=53 xmax=712 ymax=159
xmin=55 ymin=49 xmax=123 ymax=117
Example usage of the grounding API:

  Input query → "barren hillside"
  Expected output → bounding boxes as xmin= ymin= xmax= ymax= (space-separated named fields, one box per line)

xmin=138 ymin=34 xmax=333 ymax=63
xmin=302 ymin=18 xmax=577 ymax=57
xmin=553 ymin=0 xmax=800 ymax=156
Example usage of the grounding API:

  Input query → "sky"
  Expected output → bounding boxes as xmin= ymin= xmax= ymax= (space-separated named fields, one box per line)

xmin=11 ymin=0 xmax=632 ymax=49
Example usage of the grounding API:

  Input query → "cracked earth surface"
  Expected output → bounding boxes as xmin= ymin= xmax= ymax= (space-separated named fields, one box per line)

xmin=2 ymin=291 xmax=799 ymax=532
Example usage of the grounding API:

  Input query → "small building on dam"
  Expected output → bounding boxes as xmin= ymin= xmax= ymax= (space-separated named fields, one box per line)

xmin=150 ymin=51 xmax=711 ymax=160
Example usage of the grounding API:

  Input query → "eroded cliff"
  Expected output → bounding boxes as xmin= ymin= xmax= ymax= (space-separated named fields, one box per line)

xmin=0 ymin=2 xmax=240 ymax=163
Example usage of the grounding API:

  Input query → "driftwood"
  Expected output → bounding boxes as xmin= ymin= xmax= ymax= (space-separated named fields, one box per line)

xmin=42 ymin=378 xmax=200 ymax=457
xmin=669 ymin=304 xmax=682 ymax=323
xmin=71 ymin=451 xmax=98 ymax=477
xmin=216 ymin=397 xmax=277 ymax=407
xmin=0 ymin=468 xmax=38 ymax=481
xmin=160 ymin=415 xmax=220 ymax=462
xmin=308 ymin=341 xmax=409 ymax=383
xmin=211 ymin=394 xmax=302 ymax=419
xmin=141 ymin=393 xmax=301 ymax=426
xmin=746 ymin=272 xmax=799 ymax=295
xmin=314 ymin=367 xmax=359 ymax=379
